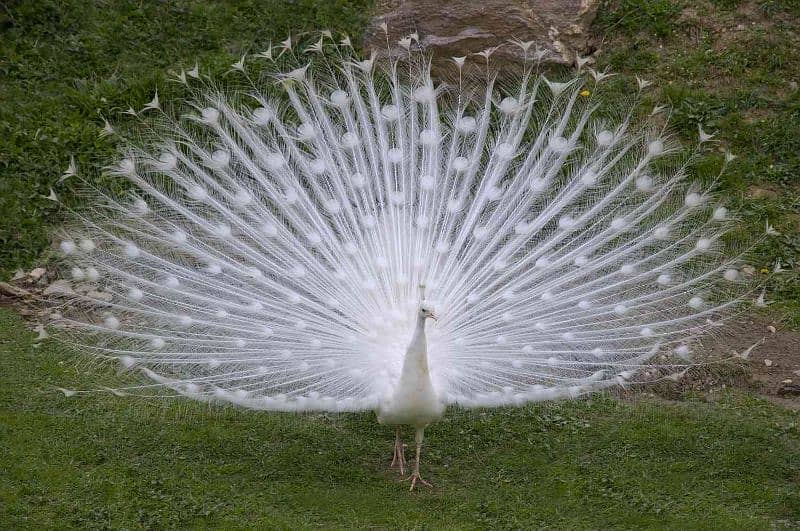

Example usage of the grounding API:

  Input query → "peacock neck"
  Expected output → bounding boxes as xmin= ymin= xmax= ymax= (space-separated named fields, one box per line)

xmin=400 ymin=315 xmax=430 ymax=380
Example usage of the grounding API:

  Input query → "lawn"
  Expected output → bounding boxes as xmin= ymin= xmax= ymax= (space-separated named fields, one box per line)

xmin=1 ymin=0 xmax=800 ymax=528
xmin=1 ymin=308 xmax=799 ymax=528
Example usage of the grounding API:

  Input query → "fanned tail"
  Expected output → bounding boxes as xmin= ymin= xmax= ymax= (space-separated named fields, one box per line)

xmin=51 ymin=32 xmax=752 ymax=410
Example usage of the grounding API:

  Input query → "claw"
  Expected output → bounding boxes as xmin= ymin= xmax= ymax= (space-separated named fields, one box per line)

xmin=402 ymin=472 xmax=433 ymax=491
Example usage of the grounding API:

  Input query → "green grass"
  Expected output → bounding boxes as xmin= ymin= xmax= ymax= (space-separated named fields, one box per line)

xmin=2 ymin=2 xmax=800 ymax=528
xmin=1 ymin=308 xmax=799 ymax=528
xmin=596 ymin=0 xmax=800 ymax=324
xmin=0 ymin=0 xmax=372 ymax=276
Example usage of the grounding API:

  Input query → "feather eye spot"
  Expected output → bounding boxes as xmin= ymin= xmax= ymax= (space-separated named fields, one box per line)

xmin=71 ymin=267 xmax=85 ymax=281
xmin=723 ymin=269 xmax=739 ymax=282
xmin=596 ymin=130 xmax=614 ymax=146
xmin=330 ymin=89 xmax=350 ymax=107
xmin=252 ymin=106 xmax=273 ymax=125
xmin=123 ymin=242 xmax=140 ymax=258
xmin=188 ymin=185 xmax=207 ymax=201
xmin=387 ymin=147 xmax=403 ymax=164
xmin=446 ymin=197 xmax=463 ymax=212
xmin=420 ymin=129 xmax=439 ymax=146
xmin=116 ymin=158 xmax=136 ymax=175
xmin=614 ymin=303 xmax=629 ymax=315
xmin=128 ymin=287 xmax=144 ymax=301
xmin=412 ymin=86 xmax=434 ymax=103
xmin=78 ymin=238 xmax=96 ymax=252
xmin=452 ymin=157 xmax=469 ymax=173
xmin=310 ymin=158 xmax=328 ymax=174
xmin=60 ymin=240 xmax=76 ymax=255
xmin=297 ymin=123 xmax=317 ymax=141
xmin=685 ymin=192 xmax=703 ymax=207
xmin=260 ymin=222 xmax=278 ymax=237
xmin=265 ymin=152 xmax=285 ymax=169
xmin=456 ymin=116 xmax=477 ymax=133
xmin=530 ymin=177 xmax=548 ymax=192
xmin=131 ymin=198 xmax=148 ymax=216
xmin=696 ymin=238 xmax=712 ymax=251
xmin=210 ymin=150 xmax=230 ymax=168
xmin=580 ymin=170 xmax=597 ymax=186
xmin=169 ymin=230 xmax=187 ymax=244
xmin=341 ymin=131 xmax=360 ymax=149
xmin=233 ymin=189 xmax=251 ymax=207
xmin=381 ymin=104 xmax=399 ymax=121
xmin=713 ymin=206 xmax=728 ymax=221
xmin=558 ymin=215 xmax=576 ymax=229
xmin=675 ymin=345 xmax=691 ymax=359
xmin=635 ymin=175 xmax=654 ymax=192
xmin=201 ymin=107 xmax=220 ymax=124
xmin=647 ymin=139 xmax=665 ymax=156
xmin=351 ymin=173 xmax=365 ymax=188
xmin=494 ymin=142 xmax=515 ymax=160
xmin=284 ymin=187 xmax=298 ymax=204
xmin=548 ymin=136 xmax=570 ymax=153
xmin=104 ymin=315 xmax=120 ymax=329
xmin=653 ymin=226 xmax=670 ymax=240
xmin=499 ymin=97 xmax=520 ymax=114
xmin=688 ymin=296 xmax=704 ymax=309
xmin=213 ymin=223 xmax=232 ymax=238
xmin=157 ymin=151 xmax=177 ymax=170
xmin=610 ymin=217 xmax=628 ymax=231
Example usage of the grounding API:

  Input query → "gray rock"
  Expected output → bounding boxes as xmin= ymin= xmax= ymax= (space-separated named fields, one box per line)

xmin=28 ymin=267 xmax=47 ymax=281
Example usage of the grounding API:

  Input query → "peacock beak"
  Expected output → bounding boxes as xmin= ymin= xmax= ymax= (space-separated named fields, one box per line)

xmin=430 ymin=313 xmax=438 ymax=321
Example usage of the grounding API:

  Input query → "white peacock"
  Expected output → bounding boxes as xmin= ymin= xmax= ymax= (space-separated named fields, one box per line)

xmin=52 ymin=32 xmax=750 ymax=489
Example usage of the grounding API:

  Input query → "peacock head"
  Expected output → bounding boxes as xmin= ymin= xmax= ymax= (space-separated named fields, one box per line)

xmin=419 ymin=302 xmax=438 ymax=322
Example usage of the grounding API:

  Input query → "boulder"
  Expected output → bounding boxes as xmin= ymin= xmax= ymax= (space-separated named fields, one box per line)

xmin=363 ymin=0 xmax=600 ymax=67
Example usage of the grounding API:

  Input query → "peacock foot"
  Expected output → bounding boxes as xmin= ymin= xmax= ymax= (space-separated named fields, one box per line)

xmin=389 ymin=443 xmax=407 ymax=475
xmin=402 ymin=472 xmax=433 ymax=491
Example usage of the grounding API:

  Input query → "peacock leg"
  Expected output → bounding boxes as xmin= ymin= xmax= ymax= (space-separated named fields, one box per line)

xmin=403 ymin=427 xmax=433 ymax=490
xmin=389 ymin=426 xmax=406 ymax=474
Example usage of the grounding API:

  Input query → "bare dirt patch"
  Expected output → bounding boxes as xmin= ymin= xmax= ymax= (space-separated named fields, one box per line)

xmin=698 ymin=316 xmax=800 ymax=408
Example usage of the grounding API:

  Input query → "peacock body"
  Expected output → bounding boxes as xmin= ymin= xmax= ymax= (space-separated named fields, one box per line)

xmin=53 ymin=33 xmax=750 ymax=487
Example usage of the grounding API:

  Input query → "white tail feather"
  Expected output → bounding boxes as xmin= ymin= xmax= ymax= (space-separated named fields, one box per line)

xmin=52 ymin=34 xmax=750 ymax=411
